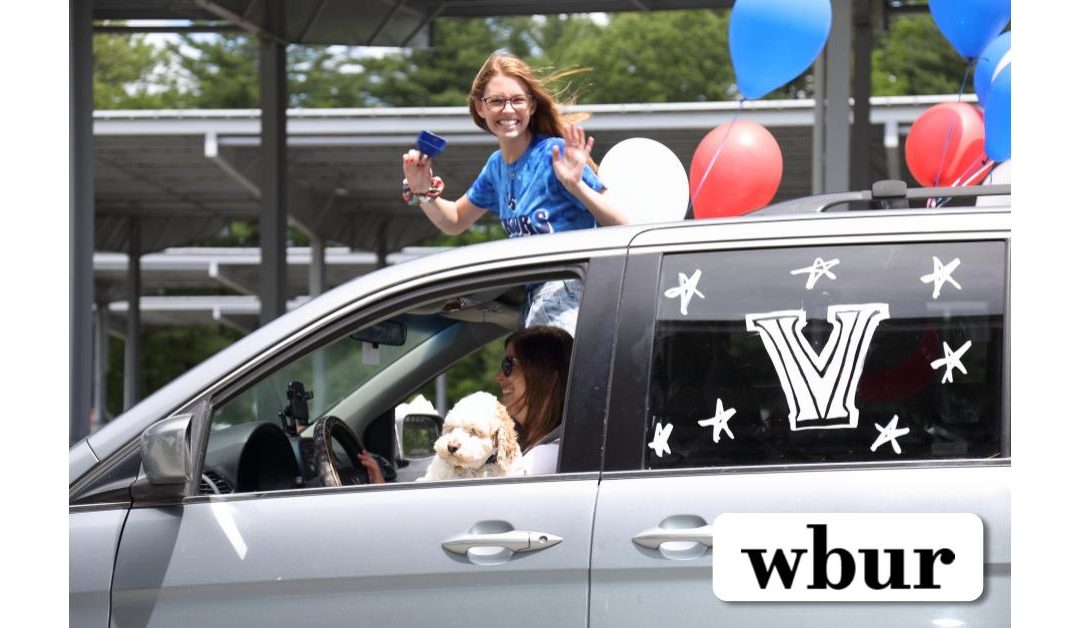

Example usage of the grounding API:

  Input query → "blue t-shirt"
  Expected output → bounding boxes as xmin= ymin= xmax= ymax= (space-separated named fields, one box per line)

xmin=466 ymin=134 xmax=606 ymax=237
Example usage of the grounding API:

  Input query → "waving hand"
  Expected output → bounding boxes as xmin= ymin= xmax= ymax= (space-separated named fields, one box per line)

xmin=552 ymin=125 xmax=595 ymax=189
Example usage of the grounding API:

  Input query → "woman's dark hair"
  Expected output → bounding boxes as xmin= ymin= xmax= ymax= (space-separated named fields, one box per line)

xmin=505 ymin=325 xmax=574 ymax=451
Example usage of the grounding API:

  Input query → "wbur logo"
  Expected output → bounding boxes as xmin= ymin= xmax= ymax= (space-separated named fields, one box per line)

xmin=713 ymin=513 xmax=984 ymax=602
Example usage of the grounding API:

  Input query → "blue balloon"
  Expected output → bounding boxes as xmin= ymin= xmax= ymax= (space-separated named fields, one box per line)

xmin=930 ymin=0 xmax=1010 ymax=59
xmin=729 ymin=0 xmax=831 ymax=100
xmin=984 ymin=63 xmax=1011 ymax=161
xmin=975 ymin=31 xmax=1010 ymax=104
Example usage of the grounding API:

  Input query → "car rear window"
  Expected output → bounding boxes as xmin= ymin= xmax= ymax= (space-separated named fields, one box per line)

xmin=644 ymin=240 xmax=1007 ymax=469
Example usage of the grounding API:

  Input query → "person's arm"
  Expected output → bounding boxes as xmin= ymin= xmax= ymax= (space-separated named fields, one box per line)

xmin=357 ymin=451 xmax=385 ymax=484
xmin=551 ymin=125 xmax=629 ymax=227
xmin=402 ymin=149 xmax=487 ymax=235
xmin=416 ymin=195 xmax=488 ymax=235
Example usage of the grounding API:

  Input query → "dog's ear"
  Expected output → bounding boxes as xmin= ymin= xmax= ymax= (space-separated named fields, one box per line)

xmin=495 ymin=402 xmax=522 ymax=468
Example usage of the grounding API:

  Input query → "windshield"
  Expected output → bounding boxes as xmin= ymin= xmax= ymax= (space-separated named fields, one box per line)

xmin=213 ymin=314 xmax=452 ymax=430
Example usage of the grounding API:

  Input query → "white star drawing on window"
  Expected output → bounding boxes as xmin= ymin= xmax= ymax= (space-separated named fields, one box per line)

xmin=919 ymin=256 xmax=962 ymax=299
xmin=663 ymin=269 xmax=705 ymax=316
xmin=930 ymin=340 xmax=972 ymax=384
xmin=647 ymin=422 xmax=673 ymax=458
xmin=790 ymin=257 xmax=839 ymax=290
xmin=870 ymin=415 xmax=910 ymax=454
xmin=698 ymin=398 xmax=737 ymax=443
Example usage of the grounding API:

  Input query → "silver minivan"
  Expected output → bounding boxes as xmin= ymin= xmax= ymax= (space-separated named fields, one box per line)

xmin=70 ymin=184 xmax=1010 ymax=627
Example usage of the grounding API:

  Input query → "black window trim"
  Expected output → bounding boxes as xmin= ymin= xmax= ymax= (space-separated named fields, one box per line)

xmin=604 ymin=251 xmax=662 ymax=472
xmin=561 ymin=254 xmax=625 ymax=473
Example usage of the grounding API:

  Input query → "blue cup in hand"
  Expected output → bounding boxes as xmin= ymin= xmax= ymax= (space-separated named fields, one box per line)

xmin=417 ymin=131 xmax=447 ymax=158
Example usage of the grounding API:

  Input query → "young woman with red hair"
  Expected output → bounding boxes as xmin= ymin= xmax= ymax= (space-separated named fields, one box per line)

xmin=402 ymin=52 xmax=627 ymax=333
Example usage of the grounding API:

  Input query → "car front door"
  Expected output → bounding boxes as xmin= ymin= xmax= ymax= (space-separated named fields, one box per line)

xmin=110 ymin=478 xmax=600 ymax=626
xmin=107 ymin=256 xmax=622 ymax=627
xmin=590 ymin=226 xmax=1011 ymax=626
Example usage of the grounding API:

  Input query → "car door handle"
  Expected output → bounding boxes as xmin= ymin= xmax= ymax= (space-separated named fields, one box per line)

xmin=632 ymin=524 xmax=714 ymax=550
xmin=442 ymin=530 xmax=563 ymax=556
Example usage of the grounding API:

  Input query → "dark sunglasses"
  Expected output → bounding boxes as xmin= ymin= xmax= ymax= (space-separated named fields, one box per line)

xmin=500 ymin=356 xmax=519 ymax=377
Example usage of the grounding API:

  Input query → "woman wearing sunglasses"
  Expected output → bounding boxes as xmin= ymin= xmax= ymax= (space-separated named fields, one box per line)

xmin=402 ymin=52 xmax=627 ymax=334
xmin=495 ymin=325 xmax=574 ymax=475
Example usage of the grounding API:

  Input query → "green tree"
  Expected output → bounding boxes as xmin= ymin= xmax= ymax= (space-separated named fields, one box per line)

xmin=352 ymin=16 xmax=544 ymax=107
xmin=872 ymin=13 xmax=975 ymax=96
xmin=107 ymin=324 xmax=243 ymax=418
xmin=168 ymin=34 xmax=260 ymax=108
xmin=93 ymin=32 xmax=183 ymax=109
xmin=555 ymin=11 xmax=736 ymax=104
xmin=290 ymin=46 xmax=371 ymax=108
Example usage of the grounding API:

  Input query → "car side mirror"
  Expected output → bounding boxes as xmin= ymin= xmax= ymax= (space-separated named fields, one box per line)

xmin=140 ymin=414 xmax=192 ymax=485
xmin=400 ymin=413 xmax=443 ymax=460
xmin=130 ymin=402 xmax=210 ymax=502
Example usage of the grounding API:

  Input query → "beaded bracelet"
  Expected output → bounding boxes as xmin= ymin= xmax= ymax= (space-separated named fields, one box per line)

xmin=402 ymin=176 xmax=445 ymax=205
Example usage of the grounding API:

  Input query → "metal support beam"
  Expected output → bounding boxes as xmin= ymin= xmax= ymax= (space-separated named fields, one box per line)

xmin=851 ymin=0 xmax=874 ymax=189
xmin=205 ymin=132 xmax=261 ymax=199
xmin=401 ymin=4 xmax=441 ymax=46
xmin=195 ymin=0 xmax=288 ymax=45
xmin=309 ymin=236 xmax=326 ymax=297
xmin=823 ymin=0 xmax=852 ymax=193
xmin=124 ymin=219 xmax=142 ymax=410
xmin=884 ymin=120 xmax=902 ymax=180
xmin=375 ymin=220 xmax=389 ymax=269
xmin=95 ymin=25 xmax=240 ymax=34
xmin=298 ymin=0 xmax=330 ymax=42
xmin=368 ymin=0 xmax=406 ymax=46
xmin=209 ymin=261 xmax=257 ymax=295
xmin=93 ymin=303 xmax=110 ymax=431
xmin=258 ymin=0 xmax=288 ymax=326
xmin=71 ymin=0 xmax=94 ymax=443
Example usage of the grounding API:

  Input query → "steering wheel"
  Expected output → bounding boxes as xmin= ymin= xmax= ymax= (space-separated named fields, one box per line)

xmin=311 ymin=416 xmax=369 ymax=487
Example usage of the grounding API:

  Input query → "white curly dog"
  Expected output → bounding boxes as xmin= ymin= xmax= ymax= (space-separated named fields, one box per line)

xmin=418 ymin=391 xmax=523 ymax=481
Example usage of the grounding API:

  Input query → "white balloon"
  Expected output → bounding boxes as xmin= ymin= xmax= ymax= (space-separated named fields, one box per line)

xmin=598 ymin=138 xmax=689 ymax=224
xmin=976 ymin=160 xmax=1011 ymax=207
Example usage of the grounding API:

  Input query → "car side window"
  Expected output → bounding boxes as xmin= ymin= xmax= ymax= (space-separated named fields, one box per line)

xmin=200 ymin=271 xmax=601 ymax=495
xmin=644 ymin=240 xmax=1007 ymax=469
xmin=213 ymin=317 xmax=435 ymax=431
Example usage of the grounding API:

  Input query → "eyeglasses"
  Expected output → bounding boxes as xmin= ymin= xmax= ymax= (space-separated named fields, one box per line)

xmin=500 ymin=356 xmax=519 ymax=377
xmin=480 ymin=95 xmax=530 ymax=111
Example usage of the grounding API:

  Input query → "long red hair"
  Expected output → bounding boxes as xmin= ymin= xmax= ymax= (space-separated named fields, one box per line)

xmin=468 ymin=52 xmax=596 ymax=168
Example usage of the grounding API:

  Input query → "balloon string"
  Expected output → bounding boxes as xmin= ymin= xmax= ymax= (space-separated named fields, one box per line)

xmin=928 ymin=62 xmax=975 ymax=208
xmin=933 ymin=159 xmax=995 ymax=208
xmin=690 ymin=99 xmax=745 ymax=209
xmin=951 ymin=156 xmax=993 ymax=187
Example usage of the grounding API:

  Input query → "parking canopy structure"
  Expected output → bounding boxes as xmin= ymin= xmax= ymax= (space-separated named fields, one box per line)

xmin=72 ymin=0 xmax=914 ymax=441
xmin=95 ymin=95 xmax=949 ymax=251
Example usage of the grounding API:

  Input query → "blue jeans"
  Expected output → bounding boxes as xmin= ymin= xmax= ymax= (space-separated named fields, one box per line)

xmin=522 ymin=279 xmax=583 ymax=336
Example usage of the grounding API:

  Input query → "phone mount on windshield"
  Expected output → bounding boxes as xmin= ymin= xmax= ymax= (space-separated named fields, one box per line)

xmin=279 ymin=380 xmax=313 ymax=435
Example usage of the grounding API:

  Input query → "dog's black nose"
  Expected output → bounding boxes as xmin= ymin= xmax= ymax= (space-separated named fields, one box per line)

xmin=447 ymin=443 xmax=459 ymax=454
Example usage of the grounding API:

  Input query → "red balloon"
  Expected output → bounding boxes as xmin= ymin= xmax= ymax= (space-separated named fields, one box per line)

xmin=690 ymin=120 xmax=783 ymax=218
xmin=905 ymin=102 xmax=989 ymax=187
